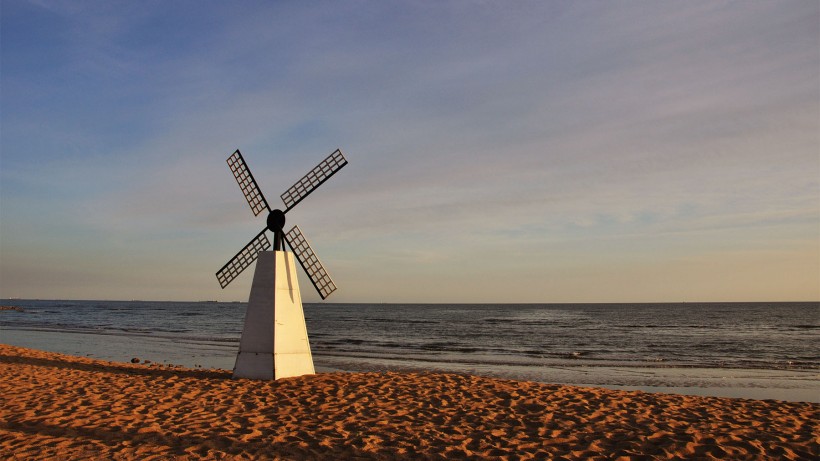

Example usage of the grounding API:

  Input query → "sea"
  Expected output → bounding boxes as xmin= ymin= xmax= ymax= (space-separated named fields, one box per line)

xmin=1 ymin=300 xmax=818 ymax=402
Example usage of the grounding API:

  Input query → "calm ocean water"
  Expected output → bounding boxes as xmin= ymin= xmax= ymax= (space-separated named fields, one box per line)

xmin=2 ymin=300 xmax=818 ymax=401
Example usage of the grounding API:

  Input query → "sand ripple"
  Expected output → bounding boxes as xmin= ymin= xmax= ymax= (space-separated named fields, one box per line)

xmin=1 ymin=345 xmax=817 ymax=460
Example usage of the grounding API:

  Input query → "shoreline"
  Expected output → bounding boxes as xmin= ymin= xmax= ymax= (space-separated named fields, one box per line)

xmin=2 ymin=327 xmax=818 ymax=403
xmin=1 ymin=344 xmax=818 ymax=459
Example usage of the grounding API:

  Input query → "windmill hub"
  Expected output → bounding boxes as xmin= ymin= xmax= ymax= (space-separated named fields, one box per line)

xmin=266 ymin=209 xmax=286 ymax=232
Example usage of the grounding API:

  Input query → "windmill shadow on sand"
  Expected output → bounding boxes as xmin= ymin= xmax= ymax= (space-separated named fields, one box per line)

xmin=216 ymin=149 xmax=348 ymax=380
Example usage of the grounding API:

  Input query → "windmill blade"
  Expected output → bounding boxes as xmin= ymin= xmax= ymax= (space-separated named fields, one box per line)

xmin=216 ymin=229 xmax=271 ymax=289
xmin=281 ymin=149 xmax=348 ymax=212
xmin=284 ymin=225 xmax=337 ymax=300
xmin=227 ymin=149 xmax=271 ymax=216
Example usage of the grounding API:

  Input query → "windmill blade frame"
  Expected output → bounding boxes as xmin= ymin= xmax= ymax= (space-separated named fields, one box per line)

xmin=284 ymin=225 xmax=338 ymax=299
xmin=227 ymin=149 xmax=271 ymax=216
xmin=216 ymin=229 xmax=271 ymax=289
xmin=281 ymin=149 xmax=348 ymax=212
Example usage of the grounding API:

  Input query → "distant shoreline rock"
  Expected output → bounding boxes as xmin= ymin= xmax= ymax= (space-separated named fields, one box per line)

xmin=0 ymin=305 xmax=24 ymax=312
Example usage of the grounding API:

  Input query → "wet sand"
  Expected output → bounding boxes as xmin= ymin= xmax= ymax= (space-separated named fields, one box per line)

xmin=1 ymin=344 xmax=816 ymax=460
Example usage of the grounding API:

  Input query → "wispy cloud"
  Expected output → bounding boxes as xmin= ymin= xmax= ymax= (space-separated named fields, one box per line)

xmin=1 ymin=1 xmax=817 ymax=302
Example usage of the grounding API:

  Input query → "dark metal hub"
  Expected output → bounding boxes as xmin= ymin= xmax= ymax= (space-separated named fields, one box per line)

xmin=267 ymin=209 xmax=286 ymax=232
xmin=267 ymin=209 xmax=286 ymax=251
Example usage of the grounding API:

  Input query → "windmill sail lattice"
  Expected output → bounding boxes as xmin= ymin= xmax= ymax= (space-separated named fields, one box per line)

xmin=227 ymin=150 xmax=270 ymax=216
xmin=281 ymin=149 xmax=347 ymax=211
xmin=216 ymin=230 xmax=271 ymax=289
xmin=284 ymin=225 xmax=337 ymax=299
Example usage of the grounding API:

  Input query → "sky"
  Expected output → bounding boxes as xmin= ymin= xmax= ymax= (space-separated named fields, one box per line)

xmin=1 ymin=1 xmax=818 ymax=303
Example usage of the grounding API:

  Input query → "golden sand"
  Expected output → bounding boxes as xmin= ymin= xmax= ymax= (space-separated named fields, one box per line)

xmin=0 ymin=344 xmax=816 ymax=460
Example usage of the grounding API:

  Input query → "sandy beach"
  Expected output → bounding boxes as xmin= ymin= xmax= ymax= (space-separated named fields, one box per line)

xmin=0 ymin=345 xmax=816 ymax=460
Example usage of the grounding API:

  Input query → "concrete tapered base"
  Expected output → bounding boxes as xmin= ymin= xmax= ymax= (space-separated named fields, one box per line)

xmin=233 ymin=251 xmax=315 ymax=380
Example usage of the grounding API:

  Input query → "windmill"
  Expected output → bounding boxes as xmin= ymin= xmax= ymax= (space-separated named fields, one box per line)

xmin=217 ymin=148 xmax=347 ymax=379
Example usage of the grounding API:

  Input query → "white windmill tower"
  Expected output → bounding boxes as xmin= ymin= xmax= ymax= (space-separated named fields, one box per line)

xmin=216 ymin=149 xmax=347 ymax=380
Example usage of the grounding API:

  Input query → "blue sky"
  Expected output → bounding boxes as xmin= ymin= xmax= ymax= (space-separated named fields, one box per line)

xmin=1 ymin=1 xmax=818 ymax=302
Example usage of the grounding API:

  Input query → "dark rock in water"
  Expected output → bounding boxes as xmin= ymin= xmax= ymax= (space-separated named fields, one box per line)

xmin=143 ymin=359 xmax=151 ymax=364
xmin=131 ymin=358 xmax=140 ymax=363
xmin=0 ymin=305 xmax=24 ymax=312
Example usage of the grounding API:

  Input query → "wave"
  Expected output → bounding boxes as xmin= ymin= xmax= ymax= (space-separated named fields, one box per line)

xmin=4 ymin=300 xmax=818 ymax=373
